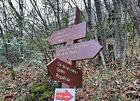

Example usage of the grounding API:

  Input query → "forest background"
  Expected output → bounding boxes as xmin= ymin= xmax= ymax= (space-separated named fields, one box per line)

xmin=0 ymin=0 xmax=139 ymax=100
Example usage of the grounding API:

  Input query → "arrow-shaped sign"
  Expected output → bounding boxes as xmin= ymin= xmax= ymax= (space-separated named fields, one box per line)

xmin=48 ymin=22 xmax=86 ymax=45
xmin=56 ymin=90 xmax=73 ymax=101
xmin=47 ymin=58 xmax=82 ymax=87
xmin=55 ymin=40 xmax=102 ymax=61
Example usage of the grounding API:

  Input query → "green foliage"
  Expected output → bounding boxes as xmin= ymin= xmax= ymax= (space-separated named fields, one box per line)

xmin=10 ymin=38 xmax=29 ymax=60
xmin=25 ymin=83 xmax=57 ymax=101
xmin=106 ymin=31 xmax=114 ymax=38
xmin=80 ymin=15 xmax=85 ymax=22
xmin=0 ymin=31 xmax=31 ymax=66
xmin=10 ymin=68 xmax=16 ymax=80
xmin=14 ymin=98 xmax=20 ymax=101
xmin=0 ymin=85 xmax=5 ymax=93
xmin=0 ymin=40 xmax=5 ymax=54
xmin=61 ymin=16 xmax=69 ymax=28
xmin=123 ymin=20 xmax=134 ymax=32
xmin=109 ymin=95 xmax=123 ymax=101
xmin=3 ymin=32 xmax=11 ymax=42
xmin=0 ymin=39 xmax=9 ymax=66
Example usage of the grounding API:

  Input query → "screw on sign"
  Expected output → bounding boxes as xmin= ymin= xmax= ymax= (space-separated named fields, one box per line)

xmin=47 ymin=58 xmax=82 ymax=87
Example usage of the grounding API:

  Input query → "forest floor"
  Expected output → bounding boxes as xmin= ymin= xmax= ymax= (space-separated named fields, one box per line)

xmin=0 ymin=57 xmax=139 ymax=101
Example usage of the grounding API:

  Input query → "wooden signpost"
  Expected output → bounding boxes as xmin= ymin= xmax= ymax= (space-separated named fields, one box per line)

xmin=48 ymin=58 xmax=82 ymax=87
xmin=47 ymin=7 xmax=102 ymax=88
xmin=55 ymin=40 xmax=102 ymax=61
xmin=48 ymin=22 xmax=86 ymax=45
xmin=68 ymin=7 xmax=80 ymax=25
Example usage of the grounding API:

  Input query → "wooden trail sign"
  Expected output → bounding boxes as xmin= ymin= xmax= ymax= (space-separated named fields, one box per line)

xmin=48 ymin=22 xmax=86 ymax=45
xmin=47 ymin=6 xmax=102 ymax=88
xmin=47 ymin=58 xmax=82 ymax=87
xmin=55 ymin=40 xmax=102 ymax=61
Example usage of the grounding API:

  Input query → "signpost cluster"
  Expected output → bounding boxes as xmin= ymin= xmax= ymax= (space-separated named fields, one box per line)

xmin=47 ymin=7 xmax=102 ymax=101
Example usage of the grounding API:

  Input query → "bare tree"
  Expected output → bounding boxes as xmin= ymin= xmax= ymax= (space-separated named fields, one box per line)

xmin=104 ymin=0 xmax=112 ymax=14
xmin=47 ymin=0 xmax=61 ymax=30
xmin=94 ymin=0 xmax=108 ymax=63
xmin=83 ymin=0 xmax=92 ymax=29
xmin=113 ymin=0 xmax=126 ymax=65
xmin=121 ymin=0 xmax=140 ymax=37
xmin=8 ymin=0 xmax=24 ymax=37
xmin=30 ymin=0 xmax=49 ymax=32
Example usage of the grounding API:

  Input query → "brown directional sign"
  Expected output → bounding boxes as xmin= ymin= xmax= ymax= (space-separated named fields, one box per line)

xmin=48 ymin=22 xmax=86 ymax=45
xmin=47 ymin=58 xmax=82 ymax=87
xmin=55 ymin=40 xmax=102 ymax=61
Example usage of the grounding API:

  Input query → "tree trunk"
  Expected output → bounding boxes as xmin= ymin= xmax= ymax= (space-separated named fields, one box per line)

xmin=94 ymin=0 xmax=108 ymax=62
xmin=18 ymin=0 xmax=24 ymax=37
xmin=104 ymin=0 xmax=112 ymax=14
xmin=121 ymin=0 xmax=140 ymax=37
xmin=113 ymin=0 xmax=126 ymax=65
xmin=47 ymin=0 xmax=61 ymax=30
xmin=83 ymin=0 xmax=92 ymax=29
xmin=8 ymin=0 xmax=24 ymax=37
xmin=0 ymin=25 xmax=8 ymax=59
xmin=30 ymin=0 xmax=49 ymax=32
xmin=87 ymin=0 xmax=92 ymax=29
xmin=56 ymin=0 xmax=61 ymax=29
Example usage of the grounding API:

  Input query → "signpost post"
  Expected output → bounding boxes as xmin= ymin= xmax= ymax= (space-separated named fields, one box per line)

xmin=47 ymin=7 xmax=102 ymax=89
xmin=68 ymin=7 xmax=80 ymax=25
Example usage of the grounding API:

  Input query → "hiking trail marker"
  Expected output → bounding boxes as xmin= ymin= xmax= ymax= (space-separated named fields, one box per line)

xmin=48 ymin=22 xmax=86 ymax=45
xmin=47 ymin=58 xmax=82 ymax=87
xmin=54 ymin=88 xmax=75 ymax=101
xmin=47 ymin=7 xmax=102 ymax=88
xmin=55 ymin=40 xmax=102 ymax=62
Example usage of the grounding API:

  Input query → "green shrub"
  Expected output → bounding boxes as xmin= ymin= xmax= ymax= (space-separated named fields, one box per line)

xmin=25 ymin=83 xmax=58 ymax=101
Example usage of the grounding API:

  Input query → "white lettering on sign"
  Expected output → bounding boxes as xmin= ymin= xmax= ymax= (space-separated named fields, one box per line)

xmin=56 ymin=61 xmax=78 ymax=74
xmin=56 ymin=43 xmax=88 ymax=57
xmin=56 ymin=73 xmax=70 ymax=82
xmin=57 ymin=67 xmax=66 ymax=74
xmin=54 ymin=88 xmax=75 ymax=101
